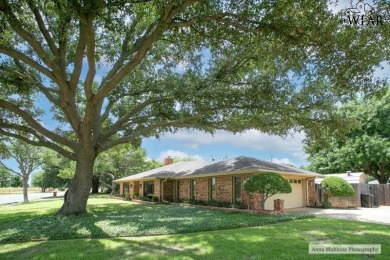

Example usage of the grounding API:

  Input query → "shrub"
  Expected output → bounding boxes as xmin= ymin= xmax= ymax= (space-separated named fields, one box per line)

xmin=124 ymin=194 xmax=131 ymax=201
xmin=244 ymin=172 xmax=292 ymax=211
xmin=152 ymin=196 xmax=159 ymax=202
xmin=323 ymin=200 xmax=332 ymax=209
xmin=321 ymin=176 xmax=355 ymax=207
xmin=140 ymin=196 xmax=149 ymax=201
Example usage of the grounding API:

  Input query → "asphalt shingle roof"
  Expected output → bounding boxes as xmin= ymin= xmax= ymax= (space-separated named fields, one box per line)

xmin=115 ymin=156 xmax=320 ymax=182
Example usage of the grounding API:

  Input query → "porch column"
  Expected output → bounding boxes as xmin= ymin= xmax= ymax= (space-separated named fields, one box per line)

xmin=119 ymin=182 xmax=123 ymax=195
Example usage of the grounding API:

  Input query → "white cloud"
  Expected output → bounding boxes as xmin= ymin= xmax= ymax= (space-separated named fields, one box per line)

xmin=158 ymin=150 xmax=202 ymax=162
xmin=271 ymin=158 xmax=295 ymax=166
xmin=160 ymin=130 xmax=307 ymax=161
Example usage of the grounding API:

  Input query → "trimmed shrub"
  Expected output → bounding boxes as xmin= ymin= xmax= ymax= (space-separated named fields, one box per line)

xmin=152 ymin=196 xmax=159 ymax=202
xmin=124 ymin=194 xmax=131 ymax=201
xmin=321 ymin=176 xmax=355 ymax=207
xmin=244 ymin=172 xmax=292 ymax=211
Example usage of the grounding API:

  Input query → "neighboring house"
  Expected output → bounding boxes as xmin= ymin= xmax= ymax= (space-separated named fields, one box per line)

xmin=315 ymin=172 xmax=367 ymax=185
xmin=114 ymin=156 xmax=322 ymax=210
xmin=315 ymin=172 xmax=366 ymax=207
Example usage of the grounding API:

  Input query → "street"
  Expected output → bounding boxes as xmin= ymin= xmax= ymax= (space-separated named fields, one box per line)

xmin=0 ymin=192 xmax=64 ymax=204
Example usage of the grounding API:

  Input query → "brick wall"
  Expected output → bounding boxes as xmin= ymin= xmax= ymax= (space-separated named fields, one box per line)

xmin=179 ymin=179 xmax=190 ymax=200
xmin=216 ymin=176 xmax=233 ymax=202
xmin=154 ymin=179 xmax=161 ymax=200
xmin=196 ymin=178 xmax=209 ymax=201
xmin=307 ymin=179 xmax=316 ymax=206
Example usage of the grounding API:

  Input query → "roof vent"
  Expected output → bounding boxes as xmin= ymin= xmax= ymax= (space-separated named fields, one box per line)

xmin=347 ymin=171 xmax=352 ymax=176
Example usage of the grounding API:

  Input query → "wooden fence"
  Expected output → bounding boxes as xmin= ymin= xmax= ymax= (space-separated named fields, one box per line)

xmin=315 ymin=183 xmax=390 ymax=208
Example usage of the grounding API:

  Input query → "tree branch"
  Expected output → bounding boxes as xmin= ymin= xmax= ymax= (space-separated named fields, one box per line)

xmin=94 ymin=1 xmax=180 ymax=103
xmin=100 ymin=97 xmax=167 ymax=140
xmin=0 ymin=129 xmax=76 ymax=160
xmin=27 ymin=1 xmax=59 ymax=58
xmin=0 ymin=0 xmax=58 ymax=71
xmin=69 ymin=15 xmax=88 ymax=89
xmin=0 ymin=45 xmax=55 ymax=81
xmin=0 ymin=99 xmax=77 ymax=150
xmin=84 ymin=16 xmax=96 ymax=99
xmin=97 ymin=116 xmax=203 ymax=153
xmin=0 ymin=161 xmax=21 ymax=176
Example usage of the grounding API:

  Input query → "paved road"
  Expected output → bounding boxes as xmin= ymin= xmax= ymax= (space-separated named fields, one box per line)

xmin=0 ymin=192 xmax=64 ymax=204
xmin=286 ymin=206 xmax=390 ymax=225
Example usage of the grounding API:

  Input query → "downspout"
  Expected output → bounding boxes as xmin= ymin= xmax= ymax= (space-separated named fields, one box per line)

xmin=161 ymin=178 xmax=168 ymax=202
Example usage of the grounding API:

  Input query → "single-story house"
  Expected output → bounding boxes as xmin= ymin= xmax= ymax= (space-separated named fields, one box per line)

xmin=114 ymin=156 xmax=322 ymax=210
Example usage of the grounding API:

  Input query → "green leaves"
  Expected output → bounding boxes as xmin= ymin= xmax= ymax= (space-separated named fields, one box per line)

xmin=306 ymin=88 xmax=390 ymax=184
xmin=321 ymin=176 xmax=355 ymax=198
xmin=244 ymin=172 xmax=292 ymax=197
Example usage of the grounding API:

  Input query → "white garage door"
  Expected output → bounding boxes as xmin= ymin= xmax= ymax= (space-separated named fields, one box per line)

xmin=264 ymin=182 xmax=304 ymax=210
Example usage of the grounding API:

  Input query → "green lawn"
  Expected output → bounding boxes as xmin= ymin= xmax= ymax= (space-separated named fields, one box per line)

xmin=0 ymin=195 xmax=310 ymax=243
xmin=0 ymin=196 xmax=389 ymax=259
xmin=0 ymin=218 xmax=389 ymax=259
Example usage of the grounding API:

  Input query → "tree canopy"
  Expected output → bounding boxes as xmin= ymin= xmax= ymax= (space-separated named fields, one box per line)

xmin=0 ymin=0 xmax=389 ymax=215
xmin=244 ymin=172 xmax=291 ymax=211
xmin=305 ymin=88 xmax=390 ymax=184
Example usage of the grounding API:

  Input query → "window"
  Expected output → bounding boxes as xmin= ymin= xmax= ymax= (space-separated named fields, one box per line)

xmin=191 ymin=180 xmax=196 ymax=200
xmin=209 ymin=177 xmax=216 ymax=201
xmin=144 ymin=181 xmax=154 ymax=196
xmin=233 ymin=176 xmax=241 ymax=203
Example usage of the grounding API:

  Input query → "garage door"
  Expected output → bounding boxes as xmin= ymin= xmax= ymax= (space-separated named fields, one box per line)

xmin=264 ymin=182 xmax=304 ymax=210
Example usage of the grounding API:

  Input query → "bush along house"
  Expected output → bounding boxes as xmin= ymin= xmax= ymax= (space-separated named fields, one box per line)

xmin=114 ymin=156 xmax=321 ymax=210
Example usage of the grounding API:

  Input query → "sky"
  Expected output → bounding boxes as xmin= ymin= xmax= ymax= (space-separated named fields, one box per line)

xmin=2 ymin=0 xmax=390 ymax=176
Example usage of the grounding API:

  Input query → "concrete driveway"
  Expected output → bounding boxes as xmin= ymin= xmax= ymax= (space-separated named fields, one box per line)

xmin=286 ymin=206 xmax=390 ymax=225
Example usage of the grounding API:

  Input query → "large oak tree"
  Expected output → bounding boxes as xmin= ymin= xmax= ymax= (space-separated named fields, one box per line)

xmin=0 ymin=0 xmax=389 ymax=215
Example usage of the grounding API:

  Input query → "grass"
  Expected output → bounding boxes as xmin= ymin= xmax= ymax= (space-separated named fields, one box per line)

xmin=0 ymin=195 xmax=311 ymax=244
xmin=0 ymin=218 xmax=389 ymax=259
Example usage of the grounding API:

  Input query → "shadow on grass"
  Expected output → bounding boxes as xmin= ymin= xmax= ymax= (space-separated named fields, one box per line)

xmin=0 ymin=201 xmax=311 ymax=244
xmin=1 ymin=218 xmax=389 ymax=259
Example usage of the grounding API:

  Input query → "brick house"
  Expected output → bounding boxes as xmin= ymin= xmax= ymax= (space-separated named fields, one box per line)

xmin=114 ymin=156 xmax=321 ymax=210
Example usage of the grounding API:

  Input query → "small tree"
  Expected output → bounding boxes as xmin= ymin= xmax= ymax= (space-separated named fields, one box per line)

xmin=244 ymin=172 xmax=292 ymax=211
xmin=321 ymin=176 xmax=355 ymax=208
xmin=0 ymin=139 xmax=44 ymax=203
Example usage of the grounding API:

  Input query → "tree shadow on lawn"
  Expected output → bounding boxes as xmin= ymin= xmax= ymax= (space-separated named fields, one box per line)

xmin=1 ymin=218 xmax=389 ymax=259
xmin=0 ymin=202 xmax=310 ymax=244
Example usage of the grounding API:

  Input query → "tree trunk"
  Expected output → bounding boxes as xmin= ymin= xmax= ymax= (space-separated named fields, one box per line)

xmin=378 ymin=175 xmax=389 ymax=184
xmin=56 ymin=151 xmax=96 ymax=216
xmin=259 ymin=196 xmax=265 ymax=211
xmin=22 ymin=176 xmax=29 ymax=203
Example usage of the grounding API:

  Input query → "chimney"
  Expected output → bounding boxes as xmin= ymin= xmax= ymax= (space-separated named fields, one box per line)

xmin=164 ymin=156 xmax=174 ymax=166
xmin=347 ymin=171 xmax=352 ymax=176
